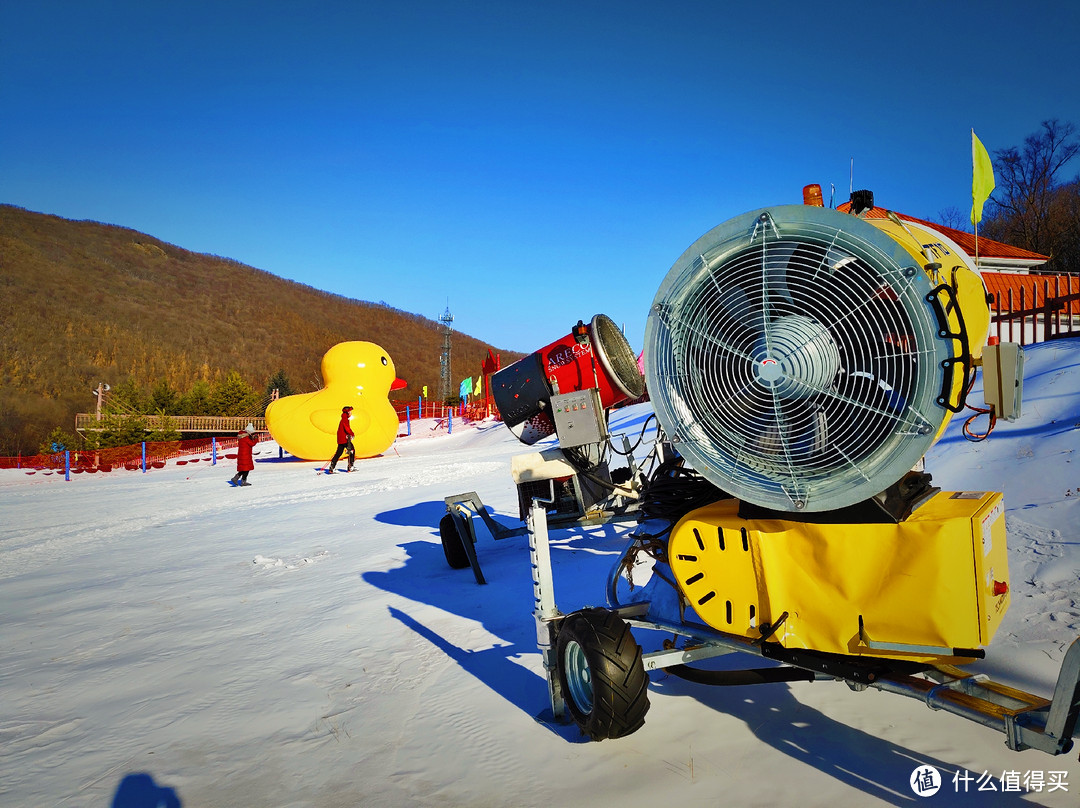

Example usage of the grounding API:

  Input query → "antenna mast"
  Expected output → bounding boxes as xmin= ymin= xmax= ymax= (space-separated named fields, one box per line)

xmin=438 ymin=304 xmax=454 ymax=402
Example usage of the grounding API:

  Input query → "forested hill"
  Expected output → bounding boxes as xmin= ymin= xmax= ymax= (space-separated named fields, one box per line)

xmin=0 ymin=204 xmax=521 ymax=454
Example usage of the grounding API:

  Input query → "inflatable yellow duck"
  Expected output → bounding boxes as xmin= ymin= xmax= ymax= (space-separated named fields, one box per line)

xmin=266 ymin=341 xmax=406 ymax=461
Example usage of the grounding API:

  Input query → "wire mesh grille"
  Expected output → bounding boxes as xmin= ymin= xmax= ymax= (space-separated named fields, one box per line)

xmin=592 ymin=313 xmax=645 ymax=399
xmin=646 ymin=207 xmax=949 ymax=512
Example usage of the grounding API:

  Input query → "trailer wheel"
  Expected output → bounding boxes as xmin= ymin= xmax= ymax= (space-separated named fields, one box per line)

xmin=439 ymin=512 xmax=470 ymax=569
xmin=557 ymin=608 xmax=649 ymax=740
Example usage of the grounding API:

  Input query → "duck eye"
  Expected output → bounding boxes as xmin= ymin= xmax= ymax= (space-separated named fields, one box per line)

xmin=381 ymin=357 xmax=388 ymax=366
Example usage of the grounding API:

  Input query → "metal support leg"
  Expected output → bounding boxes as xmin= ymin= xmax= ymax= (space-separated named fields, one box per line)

xmin=528 ymin=493 xmax=565 ymax=720
xmin=1043 ymin=637 xmax=1080 ymax=755
xmin=448 ymin=506 xmax=486 ymax=585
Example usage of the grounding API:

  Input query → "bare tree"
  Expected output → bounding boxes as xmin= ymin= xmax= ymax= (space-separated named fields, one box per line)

xmin=932 ymin=205 xmax=970 ymax=232
xmin=1047 ymin=178 xmax=1080 ymax=272
xmin=983 ymin=119 xmax=1080 ymax=261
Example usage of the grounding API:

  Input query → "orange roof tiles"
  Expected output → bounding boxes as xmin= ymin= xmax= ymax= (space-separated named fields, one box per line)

xmin=828 ymin=201 xmax=1076 ymax=317
xmin=834 ymin=202 xmax=1049 ymax=262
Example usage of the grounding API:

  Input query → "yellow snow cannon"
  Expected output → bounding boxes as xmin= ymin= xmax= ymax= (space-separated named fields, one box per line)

xmin=646 ymin=195 xmax=1016 ymax=664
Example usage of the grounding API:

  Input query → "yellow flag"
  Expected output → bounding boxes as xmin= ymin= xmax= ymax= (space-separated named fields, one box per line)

xmin=971 ymin=130 xmax=995 ymax=225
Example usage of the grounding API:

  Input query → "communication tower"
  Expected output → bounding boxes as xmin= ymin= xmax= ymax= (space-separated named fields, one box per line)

xmin=438 ymin=305 xmax=454 ymax=402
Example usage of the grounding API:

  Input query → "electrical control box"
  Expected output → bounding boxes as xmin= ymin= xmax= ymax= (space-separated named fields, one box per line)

xmin=550 ymin=389 xmax=607 ymax=448
xmin=982 ymin=342 xmax=1024 ymax=421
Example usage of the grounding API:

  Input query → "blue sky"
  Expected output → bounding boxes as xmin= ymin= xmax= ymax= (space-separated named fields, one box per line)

xmin=3 ymin=1 xmax=1078 ymax=354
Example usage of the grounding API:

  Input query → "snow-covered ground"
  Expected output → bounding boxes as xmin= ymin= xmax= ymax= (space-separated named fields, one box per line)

xmin=2 ymin=339 xmax=1079 ymax=808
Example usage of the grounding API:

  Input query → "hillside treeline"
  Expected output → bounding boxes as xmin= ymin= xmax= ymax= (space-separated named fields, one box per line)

xmin=38 ymin=371 xmax=273 ymax=453
xmin=0 ymin=205 xmax=520 ymax=455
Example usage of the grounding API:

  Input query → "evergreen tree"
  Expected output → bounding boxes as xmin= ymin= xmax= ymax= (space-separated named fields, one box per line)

xmin=107 ymin=378 xmax=147 ymax=414
xmin=210 ymin=371 xmax=261 ymax=416
xmin=149 ymin=379 xmax=180 ymax=414
xmin=265 ymin=369 xmax=294 ymax=406
xmin=178 ymin=380 xmax=213 ymax=415
xmin=39 ymin=425 xmax=78 ymax=455
xmin=84 ymin=413 xmax=148 ymax=449
xmin=146 ymin=411 xmax=182 ymax=442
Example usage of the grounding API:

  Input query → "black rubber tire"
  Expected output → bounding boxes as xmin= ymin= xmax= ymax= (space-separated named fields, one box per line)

xmin=556 ymin=608 xmax=650 ymax=740
xmin=439 ymin=512 xmax=470 ymax=569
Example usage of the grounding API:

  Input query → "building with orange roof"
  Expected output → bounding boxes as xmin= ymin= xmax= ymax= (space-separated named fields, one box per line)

xmin=835 ymin=200 xmax=1050 ymax=272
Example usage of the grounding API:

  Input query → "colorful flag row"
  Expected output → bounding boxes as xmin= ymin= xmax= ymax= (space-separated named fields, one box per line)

xmin=459 ymin=375 xmax=484 ymax=399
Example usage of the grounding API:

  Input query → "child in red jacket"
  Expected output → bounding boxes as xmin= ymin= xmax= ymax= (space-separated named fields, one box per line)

xmin=229 ymin=424 xmax=258 ymax=487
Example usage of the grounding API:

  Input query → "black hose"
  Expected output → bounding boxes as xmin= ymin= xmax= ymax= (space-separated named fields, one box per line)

xmin=609 ymin=413 xmax=657 ymax=456
xmin=579 ymin=468 xmax=620 ymax=492
xmin=666 ymin=664 xmax=815 ymax=686
xmin=639 ymin=455 xmax=730 ymax=523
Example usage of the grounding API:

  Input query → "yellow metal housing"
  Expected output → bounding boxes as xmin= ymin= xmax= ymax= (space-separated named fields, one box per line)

xmin=669 ymin=492 xmax=1010 ymax=663
xmin=866 ymin=217 xmax=992 ymax=441
xmin=864 ymin=217 xmax=990 ymax=357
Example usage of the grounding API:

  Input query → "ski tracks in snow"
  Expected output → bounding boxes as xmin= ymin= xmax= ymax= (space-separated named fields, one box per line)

xmin=251 ymin=550 xmax=330 ymax=572
xmin=0 ymin=458 xmax=503 ymax=582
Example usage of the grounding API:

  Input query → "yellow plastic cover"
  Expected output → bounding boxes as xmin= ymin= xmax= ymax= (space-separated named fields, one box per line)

xmin=669 ymin=491 xmax=1010 ymax=663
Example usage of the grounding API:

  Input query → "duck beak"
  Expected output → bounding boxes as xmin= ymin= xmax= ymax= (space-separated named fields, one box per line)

xmin=390 ymin=377 xmax=408 ymax=391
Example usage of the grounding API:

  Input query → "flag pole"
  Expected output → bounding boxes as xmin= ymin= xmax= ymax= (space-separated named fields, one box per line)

xmin=974 ymin=215 xmax=980 ymax=268
xmin=973 ymin=129 xmax=980 ymax=269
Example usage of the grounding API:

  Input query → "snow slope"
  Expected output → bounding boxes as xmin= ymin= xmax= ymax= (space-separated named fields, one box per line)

xmin=2 ymin=340 xmax=1079 ymax=808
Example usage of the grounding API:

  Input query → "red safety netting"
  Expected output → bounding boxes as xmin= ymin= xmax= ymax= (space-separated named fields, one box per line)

xmin=392 ymin=400 xmax=499 ymax=423
xmin=393 ymin=401 xmax=449 ymax=422
xmin=0 ymin=435 xmax=260 ymax=474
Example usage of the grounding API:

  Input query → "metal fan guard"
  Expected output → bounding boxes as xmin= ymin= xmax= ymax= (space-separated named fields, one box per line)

xmin=645 ymin=205 xmax=952 ymax=512
xmin=591 ymin=314 xmax=645 ymax=400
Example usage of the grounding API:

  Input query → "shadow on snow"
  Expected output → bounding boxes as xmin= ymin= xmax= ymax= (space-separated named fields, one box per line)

xmin=365 ymin=498 xmax=1039 ymax=805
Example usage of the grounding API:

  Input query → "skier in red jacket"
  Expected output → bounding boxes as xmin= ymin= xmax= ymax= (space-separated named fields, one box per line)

xmin=230 ymin=424 xmax=258 ymax=487
xmin=327 ymin=406 xmax=355 ymax=473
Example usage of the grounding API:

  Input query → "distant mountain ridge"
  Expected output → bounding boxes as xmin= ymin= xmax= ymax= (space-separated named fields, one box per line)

xmin=0 ymin=204 xmax=520 ymax=454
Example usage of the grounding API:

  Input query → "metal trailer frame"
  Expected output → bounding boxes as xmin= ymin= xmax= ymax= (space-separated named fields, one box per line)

xmin=442 ymin=431 xmax=645 ymax=584
xmin=508 ymin=493 xmax=1080 ymax=757
xmin=442 ymin=486 xmax=640 ymax=585
xmin=441 ymin=425 xmax=1079 ymax=756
